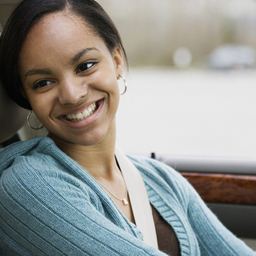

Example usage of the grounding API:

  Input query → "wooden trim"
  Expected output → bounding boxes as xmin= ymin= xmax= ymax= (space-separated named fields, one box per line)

xmin=181 ymin=172 xmax=256 ymax=205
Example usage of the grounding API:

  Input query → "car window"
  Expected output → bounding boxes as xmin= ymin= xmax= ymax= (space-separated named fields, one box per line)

xmin=98 ymin=0 xmax=256 ymax=159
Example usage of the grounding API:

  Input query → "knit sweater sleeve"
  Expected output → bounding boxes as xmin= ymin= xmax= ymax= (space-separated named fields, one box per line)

xmin=144 ymin=158 xmax=256 ymax=256
xmin=0 ymin=154 xmax=168 ymax=256
xmin=186 ymin=177 xmax=256 ymax=256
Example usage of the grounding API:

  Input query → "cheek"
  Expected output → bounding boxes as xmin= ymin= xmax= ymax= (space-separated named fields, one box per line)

xmin=92 ymin=69 xmax=120 ymax=97
xmin=28 ymin=94 xmax=52 ymax=120
xmin=107 ymin=78 xmax=120 ymax=106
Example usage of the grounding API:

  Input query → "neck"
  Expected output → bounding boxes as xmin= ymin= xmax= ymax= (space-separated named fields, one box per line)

xmin=50 ymin=123 xmax=135 ymax=223
xmin=50 ymin=122 xmax=119 ymax=180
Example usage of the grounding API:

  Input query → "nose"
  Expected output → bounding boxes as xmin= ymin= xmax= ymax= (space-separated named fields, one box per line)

xmin=58 ymin=78 xmax=88 ymax=105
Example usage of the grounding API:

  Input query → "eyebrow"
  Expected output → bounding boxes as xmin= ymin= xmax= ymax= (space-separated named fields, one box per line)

xmin=25 ymin=68 xmax=52 ymax=79
xmin=70 ymin=47 xmax=99 ymax=66
xmin=24 ymin=47 xmax=99 ymax=79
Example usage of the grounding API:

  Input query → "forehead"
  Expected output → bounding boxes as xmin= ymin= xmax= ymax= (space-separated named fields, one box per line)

xmin=33 ymin=11 xmax=91 ymax=36
xmin=19 ymin=11 xmax=109 ymax=73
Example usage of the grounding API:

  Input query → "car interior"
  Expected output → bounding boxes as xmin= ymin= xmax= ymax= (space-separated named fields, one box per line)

xmin=0 ymin=0 xmax=256 ymax=252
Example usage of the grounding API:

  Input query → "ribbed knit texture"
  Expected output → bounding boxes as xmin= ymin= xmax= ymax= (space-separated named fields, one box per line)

xmin=0 ymin=137 xmax=255 ymax=256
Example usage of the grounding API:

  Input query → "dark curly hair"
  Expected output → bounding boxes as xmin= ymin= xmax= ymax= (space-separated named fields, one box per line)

xmin=0 ymin=0 xmax=127 ymax=110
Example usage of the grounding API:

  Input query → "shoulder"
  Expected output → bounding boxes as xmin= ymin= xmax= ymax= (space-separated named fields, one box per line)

xmin=0 ymin=137 xmax=76 ymax=206
xmin=0 ymin=137 xmax=54 ymax=166
xmin=0 ymin=137 xmax=62 ymax=184
xmin=0 ymin=138 xmax=95 ymax=227
xmin=128 ymin=154 xmax=192 ymax=204
xmin=128 ymin=154 xmax=185 ymax=182
xmin=0 ymin=136 xmax=70 ymax=171
xmin=0 ymin=138 xmax=55 ymax=193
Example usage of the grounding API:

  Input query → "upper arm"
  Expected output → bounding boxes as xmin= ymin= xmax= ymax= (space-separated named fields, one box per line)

xmin=186 ymin=181 xmax=256 ymax=256
xmin=143 ymin=158 xmax=255 ymax=255
xmin=0 ymin=158 xmax=167 ymax=256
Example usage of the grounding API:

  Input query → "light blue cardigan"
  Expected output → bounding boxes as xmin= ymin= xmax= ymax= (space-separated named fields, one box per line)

xmin=0 ymin=137 xmax=255 ymax=256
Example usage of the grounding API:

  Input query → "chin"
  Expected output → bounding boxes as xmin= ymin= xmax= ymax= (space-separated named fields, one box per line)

xmin=53 ymin=130 xmax=109 ymax=147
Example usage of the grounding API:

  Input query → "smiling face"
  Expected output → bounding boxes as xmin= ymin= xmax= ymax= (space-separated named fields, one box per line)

xmin=19 ymin=11 xmax=123 ymax=148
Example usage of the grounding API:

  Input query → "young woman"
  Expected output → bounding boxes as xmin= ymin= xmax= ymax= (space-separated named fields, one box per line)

xmin=0 ymin=0 xmax=255 ymax=255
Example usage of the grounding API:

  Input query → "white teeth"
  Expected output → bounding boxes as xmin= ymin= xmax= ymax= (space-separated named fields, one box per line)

xmin=76 ymin=113 xmax=83 ymax=119
xmin=66 ymin=102 xmax=97 ymax=122
xmin=82 ymin=109 xmax=89 ymax=117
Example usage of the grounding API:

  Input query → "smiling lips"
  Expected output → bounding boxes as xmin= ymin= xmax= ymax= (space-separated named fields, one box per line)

xmin=66 ymin=102 xmax=98 ymax=122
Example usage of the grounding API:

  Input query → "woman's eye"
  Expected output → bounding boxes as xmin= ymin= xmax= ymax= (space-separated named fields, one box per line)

xmin=76 ymin=61 xmax=97 ymax=73
xmin=33 ymin=80 xmax=52 ymax=89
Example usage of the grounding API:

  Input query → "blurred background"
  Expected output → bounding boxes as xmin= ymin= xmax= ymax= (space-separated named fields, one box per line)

xmin=99 ymin=0 xmax=256 ymax=68
xmin=96 ymin=0 xmax=256 ymax=158
xmin=1 ymin=0 xmax=256 ymax=158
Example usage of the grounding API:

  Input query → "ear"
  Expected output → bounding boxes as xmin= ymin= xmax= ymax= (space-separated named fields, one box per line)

xmin=112 ymin=47 xmax=124 ymax=78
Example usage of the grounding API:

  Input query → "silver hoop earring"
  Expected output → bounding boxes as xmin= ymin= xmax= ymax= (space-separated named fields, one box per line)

xmin=118 ymin=75 xmax=127 ymax=95
xmin=27 ymin=111 xmax=44 ymax=130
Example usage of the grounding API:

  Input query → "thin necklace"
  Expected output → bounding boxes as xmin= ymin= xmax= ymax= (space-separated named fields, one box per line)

xmin=98 ymin=181 xmax=129 ymax=206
